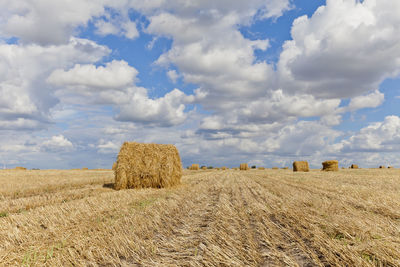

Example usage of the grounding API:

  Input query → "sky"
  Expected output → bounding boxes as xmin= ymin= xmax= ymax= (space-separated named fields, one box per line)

xmin=0 ymin=0 xmax=400 ymax=169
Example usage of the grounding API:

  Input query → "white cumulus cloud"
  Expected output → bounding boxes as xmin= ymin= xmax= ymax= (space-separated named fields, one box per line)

xmin=47 ymin=60 xmax=137 ymax=90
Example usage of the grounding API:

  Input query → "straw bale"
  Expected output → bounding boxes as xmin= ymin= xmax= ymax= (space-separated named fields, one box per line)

xmin=82 ymin=167 xmax=89 ymax=170
xmin=201 ymin=166 xmax=207 ymax=170
xmin=282 ymin=167 xmax=289 ymax=170
xmin=379 ymin=166 xmax=385 ymax=169
xmin=272 ymin=167 xmax=279 ymax=170
xmin=240 ymin=163 xmax=249 ymax=170
xmin=190 ymin=164 xmax=200 ymax=170
xmin=351 ymin=164 xmax=358 ymax=169
xmin=322 ymin=160 xmax=339 ymax=171
xmin=388 ymin=166 xmax=394 ymax=169
xmin=114 ymin=142 xmax=182 ymax=190
xmin=293 ymin=161 xmax=309 ymax=172
xmin=258 ymin=167 xmax=265 ymax=170
xmin=14 ymin=166 xmax=26 ymax=170
xmin=221 ymin=166 xmax=227 ymax=170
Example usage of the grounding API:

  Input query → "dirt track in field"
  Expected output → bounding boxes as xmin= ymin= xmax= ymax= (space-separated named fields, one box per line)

xmin=1 ymin=169 xmax=399 ymax=266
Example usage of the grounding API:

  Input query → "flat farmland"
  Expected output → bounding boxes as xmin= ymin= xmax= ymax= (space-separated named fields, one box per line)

xmin=0 ymin=169 xmax=399 ymax=266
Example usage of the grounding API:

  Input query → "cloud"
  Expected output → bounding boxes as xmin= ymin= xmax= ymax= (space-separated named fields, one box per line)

xmin=41 ymin=135 xmax=73 ymax=151
xmin=0 ymin=0 xmax=134 ymax=45
xmin=116 ymin=88 xmax=192 ymax=127
xmin=278 ymin=0 xmax=400 ymax=99
xmin=95 ymin=18 xmax=139 ymax=40
xmin=48 ymin=60 xmax=192 ymax=127
xmin=97 ymin=139 xmax=120 ymax=154
xmin=338 ymin=116 xmax=400 ymax=153
xmin=48 ymin=60 xmax=137 ymax=90
xmin=346 ymin=90 xmax=384 ymax=112
xmin=0 ymin=37 xmax=109 ymax=130
xmin=167 ymin=70 xmax=179 ymax=83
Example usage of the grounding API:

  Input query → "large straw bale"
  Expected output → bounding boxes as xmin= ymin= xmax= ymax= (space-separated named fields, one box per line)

xmin=201 ymin=166 xmax=207 ymax=170
xmin=190 ymin=164 xmax=200 ymax=170
xmin=114 ymin=142 xmax=182 ymax=190
xmin=293 ymin=161 xmax=309 ymax=172
xmin=221 ymin=166 xmax=227 ymax=170
xmin=351 ymin=164 xmax=358 ymax=169
xmin=240 ymin=163 xmax=249 ymax=170
xmin=14 ymin=166 xmax=26 ymax=170
xmin=322 ymin=160 xmax=339 ymax=171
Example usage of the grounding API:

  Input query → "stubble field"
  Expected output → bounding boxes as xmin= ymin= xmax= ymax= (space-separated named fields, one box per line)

xmin=0 ymin=168 xmax=399 ymax=266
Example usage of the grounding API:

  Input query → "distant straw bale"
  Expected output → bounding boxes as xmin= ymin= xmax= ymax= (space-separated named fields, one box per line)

xmin=82 ymin=167 xmax=89 ymax=170
xmin=221 ymin=166 xmax=227 ymax=170
xmin=379 ymin=166 xmax=385 ymax=169
xmin=293 ymin=161 xmax=309 ymax=172
xmin=190 ymin=164 xmax=200 ymax=170
xmin=282 ymin=167 xmax=289 ymax=170
xmin=351 ymin=164 xmax=358 ymax=169
xmin=201 ymin=166 xmax=207 ymax=170
xmin=258 ymin=167 xmax=265 ymax=170
xmin=388 ymin=166 xmax=394 ymax=169
xmin=14 ymin=167 xmax=26 ymax=170
xmin=322 ymin=160 xmax=339 ymax=171
xmin=272 ymin=167 xmax=279 ymax=170
xmin=114 ymin=142 xmax=182 ymax=190
xmin=240 ymin=163 xmax=249 ymax=170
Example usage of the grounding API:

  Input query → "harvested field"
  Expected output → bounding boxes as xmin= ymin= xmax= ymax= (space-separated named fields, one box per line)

xmin=1 ymin=169 xmax=400 ymax=266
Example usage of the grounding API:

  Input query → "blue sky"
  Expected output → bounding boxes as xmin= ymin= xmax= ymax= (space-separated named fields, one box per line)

xmin=0 ymin=0 xmax=399 ymax=169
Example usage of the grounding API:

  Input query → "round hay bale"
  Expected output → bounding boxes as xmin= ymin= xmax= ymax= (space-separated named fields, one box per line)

xmin=221 ymin=166 xmax=227 ymax=170
xmin=258 ymin=167 xmax=265 ymax=170
xmin=114 ymin=142 xmax=182 ymax=190
xmin=201 ymin=166 xmax=207 ymax=170
xmin=282 ymin=167 xmax=289 ymax=170
xmin=14 ymin=166 xmax=26 ymax=170
xmin=82 ymin=167 xmax=89 ymax=170
xmin=351 ymin=164 xmax=358 ymax=169
xmin=272 ymin=167 xmax=279 ymax=170
xmin=379 ymin=165 xmax=386 ymax=169
xmin=322 ymin=160 xmax=339 ymax=171
xmin=240 ymin=163 xmax=249 ymax=170
xmin=190 ymin=164 xmax=200 ymax=170
xmin=388 ymin=166 xmax=394 ymax=169
xmin=293 ymin=161 xmax=309 ymax=172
